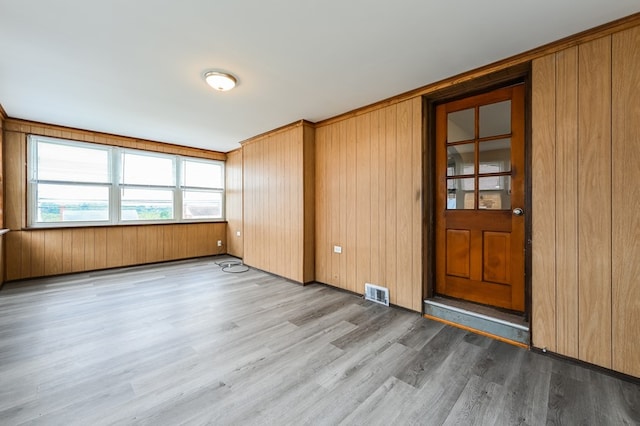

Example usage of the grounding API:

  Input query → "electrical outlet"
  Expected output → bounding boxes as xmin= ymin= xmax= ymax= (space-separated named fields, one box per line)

xmin=217 ymin=240 xmax=222 ymax=247
xmin=333 ymin=245 xmax=342 ymax=254
xmin=236 ymin=231 xmax=241 ymax=237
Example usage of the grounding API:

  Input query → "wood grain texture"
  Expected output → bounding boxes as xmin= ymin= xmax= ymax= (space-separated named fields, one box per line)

xmin=611 ymin=26 xmax=640 ymax=378
xmin=411 ymin=96 xmax=423 ymax=312
xmin=302 ymin=123 xmax=316 ymax=283
xmin=2 ymin=119 xmax=228 ymax=282
xmin=314 ymin=100 xmax=422 ymax=311
xmin=395 ymin=100 xmax=413 ymax=309
xmin=4 ymin=224 xmax=226 ymax=281
xmin=531 ymin=54 xmax=557 ymax=352
xmin=355 ymin=112 xmax=371 ymax=295
xmin=225 ymin=149 xmax=243 ymax=258
xmin=555 ymin=46 xmax=580 ymax=358
xmin=241 ymin=121 xmax=313 ymax=284
xmin=577 ymin=36 xmax=612 ymax=369
xmin=0 ymin=257 xmax=637 ymax=425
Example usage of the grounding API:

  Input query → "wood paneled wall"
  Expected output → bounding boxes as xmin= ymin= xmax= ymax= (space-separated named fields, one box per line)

xmin=315 ymin=97 xmax=423 ymax=312
xmin=3 ymin=119 xmax=227 ymax=281
xmin=241 ymin=121 xmax=315 ymax=283
xmin=0 ymin=111 xmax=5 ymax=284
xmin=532 ymin=28 xmax=640 ymax=377
xmin=225 ymin=148 xmax=243 ymax=258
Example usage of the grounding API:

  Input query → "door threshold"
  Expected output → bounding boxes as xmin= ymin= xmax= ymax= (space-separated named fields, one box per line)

xmin=423 ymin=297 xmax=530 ymax=348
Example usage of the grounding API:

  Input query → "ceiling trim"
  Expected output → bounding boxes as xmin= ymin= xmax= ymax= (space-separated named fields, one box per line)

xmin=317 ymin=11 xmax=640 ymax=128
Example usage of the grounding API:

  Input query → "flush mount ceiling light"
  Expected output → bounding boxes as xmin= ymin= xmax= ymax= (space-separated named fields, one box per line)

xmin=204 ymin=71 xmax=237 ymax=91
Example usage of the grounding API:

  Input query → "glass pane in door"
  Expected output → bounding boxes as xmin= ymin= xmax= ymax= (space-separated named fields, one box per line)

xmin=479 ymin=100 xmax=511 ymax=137
xmin=447 ymin=108 xmax=474 ymax=142
xmin=479 ymin=138 xmax=511 ymax=172
xmin=447 ymin=143 xmax=475 ymax=176
xmin=447 ymin=178 xmax=475 ymax=209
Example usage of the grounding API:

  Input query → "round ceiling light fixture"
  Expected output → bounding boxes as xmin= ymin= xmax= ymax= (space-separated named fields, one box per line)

xmin=204 ymin=71 xmax=237 ymax=91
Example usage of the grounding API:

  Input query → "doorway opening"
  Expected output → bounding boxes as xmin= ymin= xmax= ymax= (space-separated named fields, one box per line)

xmin=422 ymin=65 xmax=531 ymax=346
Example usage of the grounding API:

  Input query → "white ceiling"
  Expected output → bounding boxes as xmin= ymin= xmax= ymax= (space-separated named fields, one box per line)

xmin=1 ymin=1 xmax=638 ymax=153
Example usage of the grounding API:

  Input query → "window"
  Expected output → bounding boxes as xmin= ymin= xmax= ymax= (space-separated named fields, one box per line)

xmin=181 ymin=158 xmax=224 ymax=219
xmin=28 ymin=135 xmax=225 ymax=227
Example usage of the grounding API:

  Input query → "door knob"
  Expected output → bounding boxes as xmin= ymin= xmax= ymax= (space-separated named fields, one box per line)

xmin=513 ymin=208 xmax=524 ymax=216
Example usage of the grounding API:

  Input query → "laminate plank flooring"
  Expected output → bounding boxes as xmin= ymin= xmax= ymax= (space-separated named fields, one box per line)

xmin=0 ymin=256 xmax=638 ymax=425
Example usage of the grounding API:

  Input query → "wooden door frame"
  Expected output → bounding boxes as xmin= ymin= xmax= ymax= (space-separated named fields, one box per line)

xmin=422 ymin=62 xmax=532 ymax=321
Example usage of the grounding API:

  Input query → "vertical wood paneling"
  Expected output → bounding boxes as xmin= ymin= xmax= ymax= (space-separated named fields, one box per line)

xmin=84 ymin=229 xmax=95 ymax=271
xmin=94 ymin=228 xmax=107 ymax=270
xmin=355 ymin=113 xmax=371 ymax=294
xmin=225 ymin=149 xmax=244 ymax=258
xmin=315 ymin=126 xmax=328 ymax=284
xmin=314 ymin=100 xmax=422 ymax=311
xmin=31 ymin=231 xmax=45 ymax=277
xmin=71 ymin=229 xmax=85 ymax=272
xmin=369 ymin=110 xmax=381 ymax=287
xmin=385 ymin=105 xmax=398 ymax=304
xmin=577 ymin=36 xmax=612 ymax=369
xmin=531 ymin=54 xmax=558 ymax=351
xmin=3 ymin=119 xmax=228 ymax=281
xmin=302 ymin=124 xmax=316 ymax=283
xmin=328 ymin=124 xmax=339 ymax=284
xmin=376 ymin=111 xmax=387 ymax=288
xmin=6 ymin=232 xmax=21 ymax=281
xmin=106 ymin=227 xmax=123 ymax=268
xmin=242 ymin=122 xmax=313 ymax=283
xmin=4 ymin=131 xmax=24 ymax=230
xmin=44 ymin=230 xmax=63 ymax=276
xmin=345 ymin=117 xmax=358 ymax=293
xmin=337 ymin=120 xmax=347 ymax=289
xmin=395 ymin=100 xmax=413 ymax=308
xmin=411 ymin=97 xmax=423 ymax=312
xmin=555 ymin=46 xmax=579 ymax=358
xmin=61 ymin=229 xmax=73 ymax=273
xmin=611 ymin=26 xmax=640 ymax=378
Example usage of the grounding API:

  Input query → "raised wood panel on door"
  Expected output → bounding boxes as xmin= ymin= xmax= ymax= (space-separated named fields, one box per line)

xmin=315 ymin=99 xmax=422 ymax=311
xmin=225 ymin=149 xmax=244 ymax=258
xmin=577 ymin=36 xmax=612 ymax=369
xmin=612 ymin=26 xmax=640 ymax=378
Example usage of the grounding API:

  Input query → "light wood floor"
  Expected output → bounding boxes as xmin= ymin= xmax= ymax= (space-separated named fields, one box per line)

xmin=0 ymin=256 xmax=638 ymax=425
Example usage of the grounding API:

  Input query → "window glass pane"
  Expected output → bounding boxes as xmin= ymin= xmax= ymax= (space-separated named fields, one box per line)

xmin=447 ymin=108 xmax=474 ymax=142
xmin=447 ymin=178 xmax=474 ymax=209
xmin=479 ymin=100 xmax=511 ymax=137
xmin=479 ymin=177 xmax=511 ymax=210
xmin=37 ymin=141 xmax=110 ymax=183
xmin=479 ymin=138 xmax=511 ymax=173
xmin=36 ymin=183 xmax=109 ymax=222
xmin=447 ymin=143 xmax=475 ymax=176
xmin=183 ymin=191 xmax=222 ymax=219
xmin=121 ymin=188 xmax=174 ymax=221
xmin=122 ymin=152 xmax=175 ymax=186
xmin=183 ymin=160 xmax=223 ymax=189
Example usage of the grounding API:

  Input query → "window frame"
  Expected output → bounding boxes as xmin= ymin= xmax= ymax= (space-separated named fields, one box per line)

xmin=27 ymin=135 xmax=225 ymax=228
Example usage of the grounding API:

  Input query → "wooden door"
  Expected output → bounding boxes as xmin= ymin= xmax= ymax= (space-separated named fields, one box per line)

xmin=435 ymin=84 xmax=525 ymax=312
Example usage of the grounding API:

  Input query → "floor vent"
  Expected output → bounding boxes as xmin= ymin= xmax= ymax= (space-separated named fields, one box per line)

xmin=364 ymin=283 xmax=389 ymax=306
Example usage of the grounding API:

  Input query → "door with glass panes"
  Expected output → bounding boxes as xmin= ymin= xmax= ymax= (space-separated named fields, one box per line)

xmin=435 ymin=84 xmax=525 ymax=312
